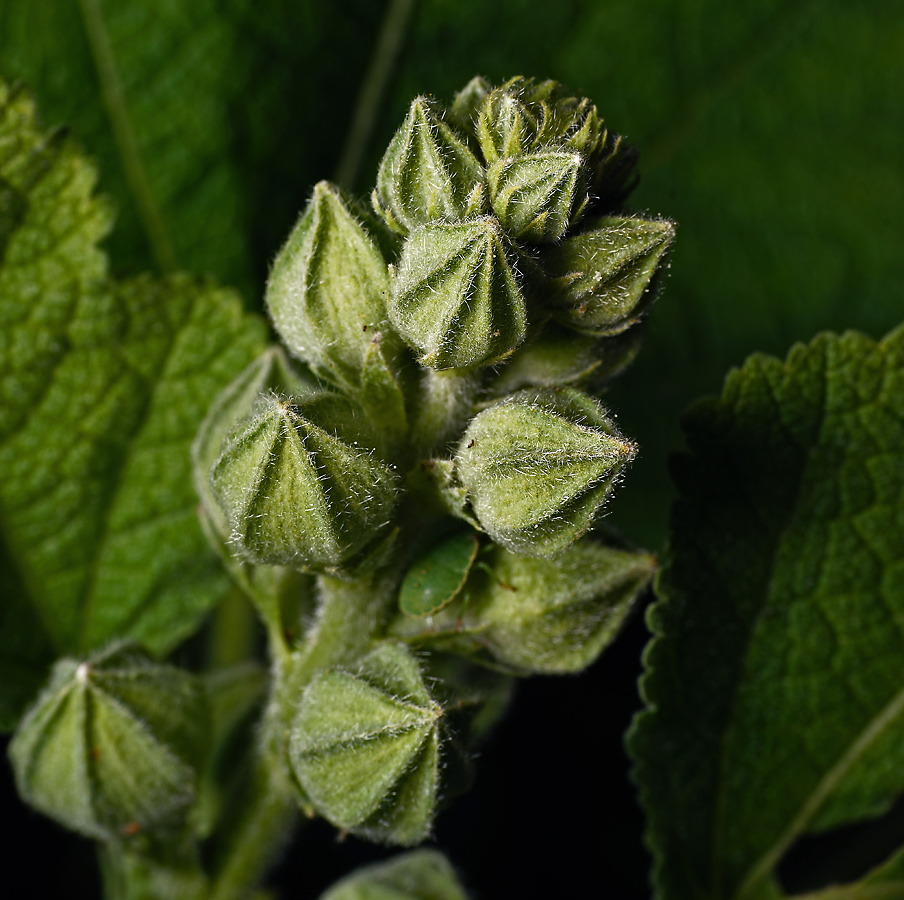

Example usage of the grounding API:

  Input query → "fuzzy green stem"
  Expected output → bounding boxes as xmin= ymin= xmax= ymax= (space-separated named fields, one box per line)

xmin=205 ymin=762 xmax=298 ymax=900
xmin=410 ymin=369 xmax=480 ymax=458
xmin=334 ymin=0 xmax=419 ymax=190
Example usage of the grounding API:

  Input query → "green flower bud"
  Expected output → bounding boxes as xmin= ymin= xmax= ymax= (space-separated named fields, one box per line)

xmin=320 ymin=850 xmax=467 ymax=900
xmin=487 ymin=322 xmax=607 ymax=395
xmin=448 ymin=76 xmax=492 ymax=135
xmin=8 ymin=645 xmax=207 ymax=841
xmin=389 ymin=217 xmax=527 ymax=369
xmin=454 ymin=388 xmax=636 ymax=557
xmin=547 ymin=215 xmax=675 ymax=335
xmin=477 ymin=77 xmax=638 ymax=207
xmin=476 ymin=82 xmax=542 ymax=164
xmin=209 ymin=395 xmax=397 ymax=571
xmin=373 ymin=96 xmax=486 ymax=235
xmin=465 ymin=541 xmax=654 ymax=673
xmin=267 ymin=181 xmax=402 ymax=397
xmin=487 ymin=150 xmax=586 ymax=243
xmin=289 ymin=642 xmax=444 ymax=845
xmin=193 ymin=346 xmax=319 ymax=539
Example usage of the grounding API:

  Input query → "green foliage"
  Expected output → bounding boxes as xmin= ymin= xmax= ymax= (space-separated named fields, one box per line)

xmin=629 ymin=326 xmax=904 ymax=900
xmin=0 ymin=81 xmax=266 ymax=729
xmin=1 ymin=4 xmax=903 ymax=897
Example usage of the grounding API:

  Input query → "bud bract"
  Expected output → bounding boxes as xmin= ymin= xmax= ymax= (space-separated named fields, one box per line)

xmin=547 ymin=215 xmax=675 ymax=335
xmin=454 ymin=388 xmax=636 ymax=557
xmin=320 ymin=850 xmax=467 ymax=900
xmin=390 ymin=217 xmax=527 ymax=369
xmin=289 ymin=642 xmax=443 ymax=845
xmin=8 ymin=645 xmax=207 ymax=841
xmin=209 ymin=396 xmax=397 ymax=570
xmin=466 ymin=541 xmax=654 ymax=673
xmin=488 ymin=150 xmax=586 ymax=243
xmin=373 ymin=96 xmax=486 ymax=235
xmin=266 ymin=182 xmax=403 ymax=399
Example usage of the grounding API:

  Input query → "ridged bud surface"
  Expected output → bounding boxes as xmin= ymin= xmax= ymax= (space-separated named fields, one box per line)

xmin=390 ymin=218 xmax=527 ymax=369
xmin=469 ymin=542 xmax=654 ymax=672
xmin=373 ymin=97 xmax=486 ymax=234
xmin=8 ymin=645 xmax=207 ymax=841
xmin=193 ymin=346 xmax=319 ymax=538
xmin=488 ymin=150 xmax=586 ymax=243
xmin=455 ymin=388 xmax=636 ymax=557
xmin=289 ymin=642 xmax=443 ymax=845
xmin=209 ymin=396 xmax=397 ymax=570
xmin=548 ymin=215 xmax=675 ymax=334
xmin=448 ymin=76 xmax=491 ymax=136
xmin=321 ymin=850 xmax=467 ymax=900
xmin=267 ymin=182 xmax=400 ymax=396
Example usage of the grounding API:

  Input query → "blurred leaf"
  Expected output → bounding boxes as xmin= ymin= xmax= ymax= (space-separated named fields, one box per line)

xmin=0 ymin=0 xmax=387 ymax=297
xmin=628 ymin=326 xmax=904 ymax=900
xmin=0 ymin=80 xmax=267 ymax=729
xmin=386 ymin=0 xmax=904 ymax=548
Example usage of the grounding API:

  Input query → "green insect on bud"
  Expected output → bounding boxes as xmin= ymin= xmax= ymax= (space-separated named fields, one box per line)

xmin=389 ymin=217 xmax=527 ymax=369
xmin=289 ymin=642 xmax=444 ymax=846
xmin=547 ymin=215 xmax=675 ymax=335
xmin=320 ymin=850 xmax=468 ymax=900
xmin=8 ymin=645 xmax=207 ymax=841
xmin=266 ymin=181 xmax=402 ymax=397
xmin=466 ymin=541 xmax=655 ymax=673
xmin=487 ymin=149 xmax=587 ymax=243
xmin=209 ymin=395 xmax=397 ymax=571
xmin=454 ymin=387 xmax=636 ymax=557
xmin=373 ymin=96 xmax=486 ymax=235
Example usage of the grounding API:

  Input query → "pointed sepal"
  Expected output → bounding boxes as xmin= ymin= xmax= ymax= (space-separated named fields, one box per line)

xmin=209 ymin=396 xmax=397 ymax=571
xmin=547 ymin=215 xmax=675 ymax=334
xmin=289 ymin=642 xmax=444 ymax=845
xmin=454 ymin=388 xmax=636 ymax=557
xmin=373 ymin=96 xmax=486 ymax=234
xmin=266 ymin=182 xmax=403 ymax=399
xmin=390 ymin=217 xmax=527 ymax=369
xmin=8 ymin=645 xmax=208 ymax=841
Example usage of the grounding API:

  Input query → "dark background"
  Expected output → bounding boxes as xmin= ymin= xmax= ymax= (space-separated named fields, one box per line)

xmin=2 ymin=0 xmax=902 ymax=896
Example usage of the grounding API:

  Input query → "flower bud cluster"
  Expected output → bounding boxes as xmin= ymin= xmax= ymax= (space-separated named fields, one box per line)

xmin=7 ymin=76 xmax=672 ymax=858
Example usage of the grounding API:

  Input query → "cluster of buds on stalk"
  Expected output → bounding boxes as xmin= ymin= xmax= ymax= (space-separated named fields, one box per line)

xmin=10 ymin=77 xmax=672 ymax=861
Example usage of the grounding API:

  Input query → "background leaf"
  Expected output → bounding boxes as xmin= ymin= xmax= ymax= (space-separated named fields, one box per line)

xmin=629 ymin=326 xmax=904 ymax=900
xmin=3 ymin=0 xmax=901 ymax=548
xmin=0 ymin=81 xmax=267 ymax=729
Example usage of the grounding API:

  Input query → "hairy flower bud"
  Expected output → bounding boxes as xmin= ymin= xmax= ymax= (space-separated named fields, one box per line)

xmin=448 ymin=76 xmax=492 ymax=135
xmin=267 ymin=182 xmax=403 ymax=398
xmin=289 ymin=642 xmax=443 ymax=845
xmin=193 ymin=346 xmax=319 ymax=539
xmin=547 ymin=215 xmax=675 ymax=335
xmin=487 ymin=150 xmax=587 ymax=243
xmin=8 ymin=645 xmax=207 ymax=841
xmin=209 ymin=396 xmax=397 ymax=571
xmin=373 ymin=96 xmax=486 ymax=235
xmin=389 ymin=217 xmax=527 ymax=369
xmin=321 ymin=850 xmax=467 ymax=900
xmin=455 ymin=388 xmax=636 ymax=557
xmin=465 ymin=541 xmax=654 ymax=673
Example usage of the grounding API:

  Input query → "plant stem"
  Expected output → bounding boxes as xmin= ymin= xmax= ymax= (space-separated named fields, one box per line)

xmin=334 ymin=0 xmax=419 ymax=190
xmin=77 ymin=0 xmax=177 ymax=272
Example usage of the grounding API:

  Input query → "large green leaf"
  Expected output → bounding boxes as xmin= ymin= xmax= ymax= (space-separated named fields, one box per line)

xmin=0 ymin=81 xmax=267 ymax=729
xmin=0 ymin=0 xmax=387 ymax=296
xmin=628 ymin=326 xmax=904 ymax=900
